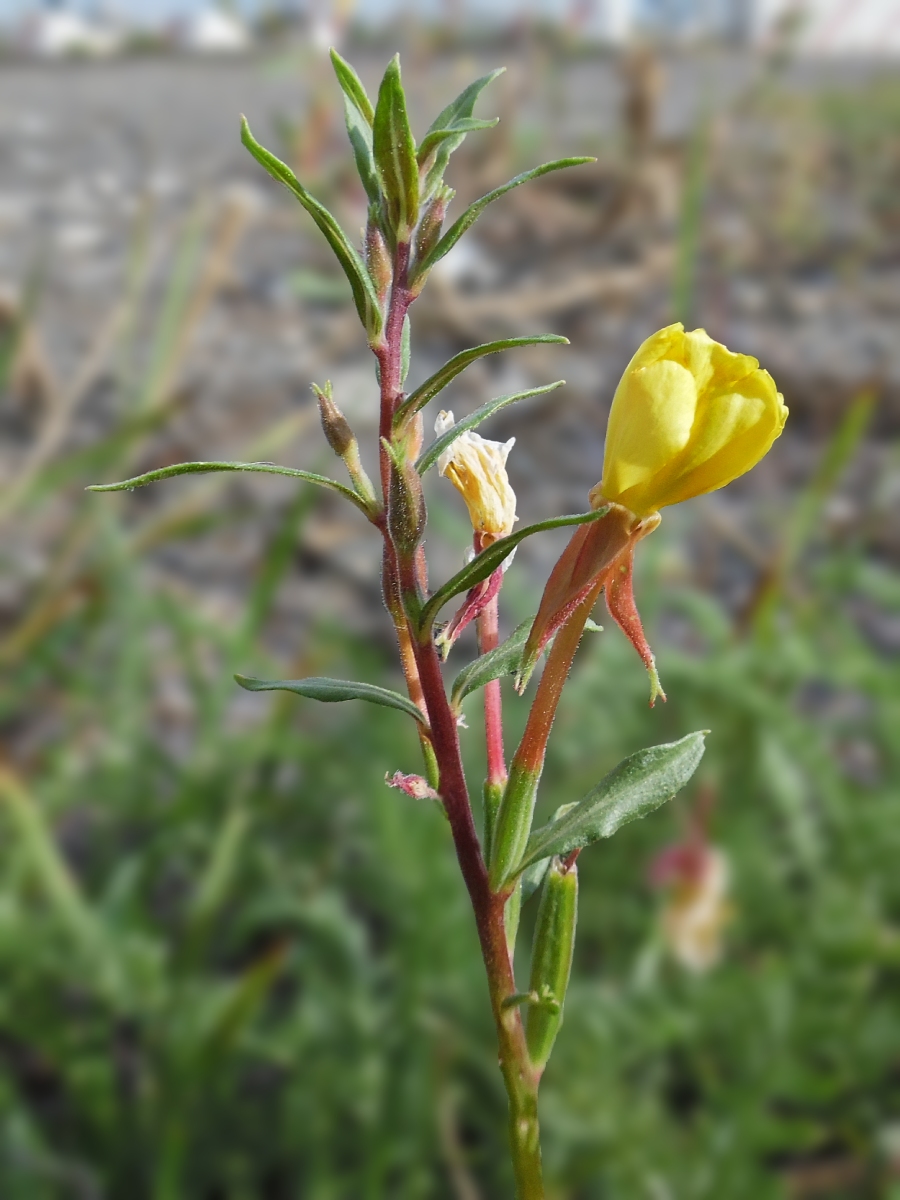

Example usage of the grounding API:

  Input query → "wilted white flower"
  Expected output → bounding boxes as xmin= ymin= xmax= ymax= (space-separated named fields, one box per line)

xmin=435 ymin=410 xmax=516 ymax=543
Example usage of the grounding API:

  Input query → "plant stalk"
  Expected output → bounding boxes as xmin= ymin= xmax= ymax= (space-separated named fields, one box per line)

xmin=477 ymin=587 xmax=507 ymax=788
xmin=376 ymin=242 xmax=545 ymax=1198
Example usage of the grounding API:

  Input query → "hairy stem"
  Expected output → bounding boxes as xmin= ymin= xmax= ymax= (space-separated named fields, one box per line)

xmin=378 ymin=238 xmax=544 ymax=1199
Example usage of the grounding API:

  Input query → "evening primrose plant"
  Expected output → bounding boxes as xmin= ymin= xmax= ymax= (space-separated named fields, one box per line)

xmin=89 ymin=54 xmax=786 ymax=1200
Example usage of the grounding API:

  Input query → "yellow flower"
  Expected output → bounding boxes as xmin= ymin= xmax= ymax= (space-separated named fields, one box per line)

xmin=436 ymin=411 xmax=517 ymax=542
xmin=596 ymin=324 xmax=788 ymax=518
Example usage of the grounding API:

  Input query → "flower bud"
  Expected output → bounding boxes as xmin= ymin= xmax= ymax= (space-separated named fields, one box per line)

xmin=313 ymin=382 xmax=377 ymax=510
xmin=599 ymin=323 xmax=788 ymax=518
xmin=385 ymin=438 xmax=426 ymax=561
xmin=435 ymin=411 xmax=517 ymax=544
xmin=410 ymin=185 xmax=452 ymax=296
xmin=365 ymin=213 xmax=392 ymax=305
xmin=314 ymin=380 xmax=354 ymax=458
xmin=525 ymin=856 xmax=578 ymax=1072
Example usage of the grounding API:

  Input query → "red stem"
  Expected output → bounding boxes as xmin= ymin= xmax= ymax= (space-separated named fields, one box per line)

xmin=477 ymin=590 xmax=507 ymax=787
xmin=377 ymin=234 xmax=544 ymax=1198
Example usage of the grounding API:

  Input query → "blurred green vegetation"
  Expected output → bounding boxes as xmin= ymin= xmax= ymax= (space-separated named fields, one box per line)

xmin=1 ymin=51 xmax=900 ymax=1200
xmin=2 ymin=363 xmax=899 ymax=1200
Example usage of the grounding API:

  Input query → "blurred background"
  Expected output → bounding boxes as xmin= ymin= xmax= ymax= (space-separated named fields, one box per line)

xmin=1 ymin=1 xmax=900 ymax=1196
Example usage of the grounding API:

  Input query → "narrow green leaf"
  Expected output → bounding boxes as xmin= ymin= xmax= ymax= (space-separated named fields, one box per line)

xmin=393 ymin=334 xmax=568 ymax=427
xmin=426 ymin=68 xmax=504 ymax=140
xmin=87 ymin=460 xmax=371 ymax=515
xmin=417 ymin=117 xmax=498 ymax=167
xmin=451 ymin=617 xmax=599 ymax=712
xmin=373 ymin=55 xmax=419 ymax=237
xmin=329 ymin=48 xmax=374 ymax=124
xmin=450 ymin=616 xmax=533 ymax=710
xmin=234 ymin=674 xmax=427 ymax=724
xmin=421 ymin=68 xmax=505 ymax=196
xmin=417 ymin=507 xmax=609 ymax=637
xmin=330 ymin=49 xmax=380 ymax=204
xmin=416 ymin=380 xmax=563 ymax=475
xmin=240 ymin=117 xmax=382 ymax=338
xmin=515 ymin=733 xmax=708 ymax=876
xmin=411 ymin=156 xmax=595 ymax=286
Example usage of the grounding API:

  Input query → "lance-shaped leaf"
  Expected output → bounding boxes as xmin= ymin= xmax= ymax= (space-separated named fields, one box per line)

xmin=416 ymin=380 xmax=563 ymax=475
xmin=512 ymin=733 xmax=708 ymax=878
xmin=329 ymin=48 xmax=374 ymax=123
xmin=241 ymin=117 xmax=382 ymax=339
xmin=450 ymin=616 xmax=533 ymax=710
xmin=330 ymin=49 xmax=380 ymax=204
xmin=393 ymin=335 xmax=568 ymax=428
xmin=417 ymin=117 xmax=498 ymax=167
xmin=87 ymin=460 xmax=372 ymax=516
xmin=420 ymin=68 xmax=504 ymax=197
xmin=235 ymin=675 xmax=427 ymax=724
xmin=373 ymin=55 xmax=419 ymax=239
xmin=451 ymin=613 xmax=602 ymax=705
xmin=417 ymin=507 xmax=609 ymax=638
xmin=410 ymin=155 xmax=595 ymax=287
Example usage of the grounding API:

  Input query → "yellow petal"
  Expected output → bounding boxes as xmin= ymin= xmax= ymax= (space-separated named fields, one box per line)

xmin=600 ymin=325 xmax=787 ymax=516
xmin=602 ymin=358 xmax=697 ymax=512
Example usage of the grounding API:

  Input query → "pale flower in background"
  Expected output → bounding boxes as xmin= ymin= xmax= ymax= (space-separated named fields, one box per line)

xmin=654 ymin=842 xmax=733 ymax=973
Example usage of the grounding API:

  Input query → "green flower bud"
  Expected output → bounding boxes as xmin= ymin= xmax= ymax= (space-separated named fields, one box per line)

xmin=410 ymin=185 xmax=452 ymax=296
xmin=365 ymin=214 xmax=392 ymax=305
xmin=384 ymin=438 xmax=426 ymax=563
xmin=525 ymin=857 xmax=578 ymax=1071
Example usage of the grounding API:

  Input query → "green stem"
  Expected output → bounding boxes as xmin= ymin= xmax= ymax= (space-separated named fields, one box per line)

xmin=489 ymin=928 xmax=544 ymax=1198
